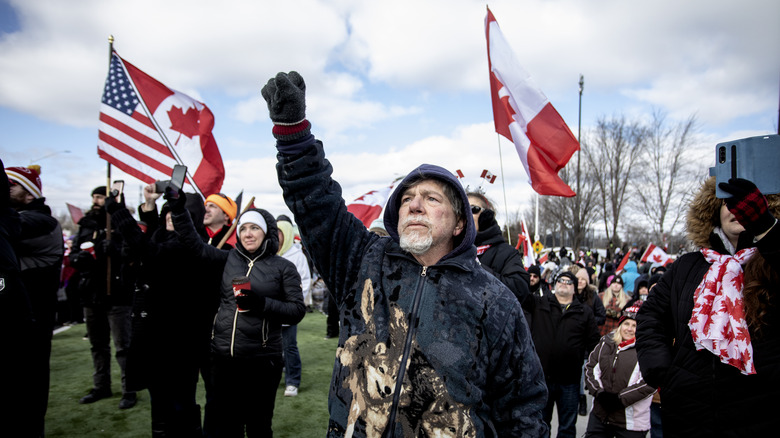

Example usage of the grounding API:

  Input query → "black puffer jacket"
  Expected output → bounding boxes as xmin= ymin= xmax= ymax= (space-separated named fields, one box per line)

xmin=637 ymin=177 xmax=780 ymax=437
xmin=172 ymin=207 xmax=305 ymax=359
xmin=474 ymin=222 xmax=530 ymax=305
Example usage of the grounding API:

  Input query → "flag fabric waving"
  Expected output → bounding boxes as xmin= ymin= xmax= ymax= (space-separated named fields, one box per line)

xmin=480 ymin=169 xmax=497 ymax=184
xmin=616 ymin=251 xmax=631 ymax=273
xmin=98 ymin=51 xmax=225 ymax=197
xmin=519 ymin=217 xmax=535 ymax=267
xmin=640 ymin=243 xmax=674 ymax=266
xmin=66 ymin=202 xmax=84 ymax=225
xmin=485 ymin=7 xmax=579 ymax=197
xmin=347 ymin=183 xmax=396 ymax=228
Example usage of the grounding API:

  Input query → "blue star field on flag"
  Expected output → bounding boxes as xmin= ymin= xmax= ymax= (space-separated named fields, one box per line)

xmin=101 ymin=55 xmax=138 ymax=115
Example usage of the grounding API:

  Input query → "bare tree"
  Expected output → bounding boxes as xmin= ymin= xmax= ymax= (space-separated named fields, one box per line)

xmin=583 ymin=115 xmax=647 ymax=247
xmin=632 ymin=110 xmax=700 ymax=245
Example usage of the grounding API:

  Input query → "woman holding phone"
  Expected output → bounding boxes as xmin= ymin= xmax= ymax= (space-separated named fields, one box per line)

xmin=166 ymin=189 xmax=305 ymax=437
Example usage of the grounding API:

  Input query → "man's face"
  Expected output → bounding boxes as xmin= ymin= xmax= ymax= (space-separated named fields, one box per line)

xmin=555 ymin=276 xmax=575 ymax=296
xmin=468 ymin=195 xmax=487 ymax=232
xmin=92 ymin=193 xmax=106 ymax=210
xmin=203 ymin=202 xmax=228 ymax=228
xmin=398 ymin=179 xmax=463 ymax=258
xmin=9 ymin=183 xmax=33 ymax=207
xmin=529 ymin=273 xmax=540 ymax=286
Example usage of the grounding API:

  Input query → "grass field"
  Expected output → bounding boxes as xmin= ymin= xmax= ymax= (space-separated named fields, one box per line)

xmin=46 ymin=311 xmax=337 ymax=437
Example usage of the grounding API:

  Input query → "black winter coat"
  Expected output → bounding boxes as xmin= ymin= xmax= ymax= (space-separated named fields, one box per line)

xmin=474 ymin=222 xmax=531 ymax=305
xmin=172 ymin=207 xmax=305 ymax=359
xmin=637 ymin=227 xmax=780 ymax=437
xmin=524 ymin=293 xmax=600 ymax=384
xmin=111 ymin=206 xmax=217 ymax=390
xmin=16 ymin=198 xmax=63 ymax=332
xmin=70 ymin=208 xmax=134 ymax=306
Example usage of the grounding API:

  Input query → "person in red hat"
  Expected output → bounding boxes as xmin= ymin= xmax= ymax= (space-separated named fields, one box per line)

xmin=5 ymin=164 xmax=64 ymax=435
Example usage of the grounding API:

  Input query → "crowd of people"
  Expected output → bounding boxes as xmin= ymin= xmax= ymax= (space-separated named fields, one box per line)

xmin=1 ymin=70 xmax=778 ymax=437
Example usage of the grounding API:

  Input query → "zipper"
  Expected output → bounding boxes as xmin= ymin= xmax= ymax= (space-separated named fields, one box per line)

xmin=230 ymin=307 xmax=238 ymax=357
xmin=229 ymin=250 xmax=261 ymax=357
xmin=385 ymin=265 xmax=427 ymax=437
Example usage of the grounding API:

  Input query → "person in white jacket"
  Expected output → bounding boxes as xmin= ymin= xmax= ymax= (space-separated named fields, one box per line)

xmin=584 ymin=304 xmax=655 ymax=437
xmin=277 ymin=217 xmax=311 ymax=397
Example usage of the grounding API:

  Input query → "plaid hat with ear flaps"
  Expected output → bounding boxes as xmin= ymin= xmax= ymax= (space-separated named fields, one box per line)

xmin=6 ymin=165 xmax=42 ymax=198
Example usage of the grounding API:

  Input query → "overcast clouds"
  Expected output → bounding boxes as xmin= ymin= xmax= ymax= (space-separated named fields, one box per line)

xmin=0 ymin=0 xmax=778 ymax=230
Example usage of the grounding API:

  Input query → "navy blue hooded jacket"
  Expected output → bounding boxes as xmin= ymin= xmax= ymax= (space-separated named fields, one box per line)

xmin=276 ymin=136 xmax=547 ymax=437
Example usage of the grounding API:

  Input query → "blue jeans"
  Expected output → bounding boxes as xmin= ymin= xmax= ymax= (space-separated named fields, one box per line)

xmin=543 ymin=382 xmax=579 ymax=438
xmin=281 ymin=325 xmax=301 ymax=387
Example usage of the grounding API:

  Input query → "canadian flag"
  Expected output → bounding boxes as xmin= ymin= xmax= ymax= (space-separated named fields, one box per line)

xmin=641 ymin=243 xmax=674 ymax=266
xmin=520 ymin=217 xmax=535 ymax=267
xmin=98 ymin=51 xmax=225 ymax=197
xmin=456 ymin=169 xmax=465 ymax=179
xmin=347 ymin=183 xmax=396 ymax=228
xmin=480 ymin=169 xmax=497 ymax=184
xmin=616 ymin=251 xmax=631 ymax=273
xmin=485 ymin=8 xmax=579 ymax=197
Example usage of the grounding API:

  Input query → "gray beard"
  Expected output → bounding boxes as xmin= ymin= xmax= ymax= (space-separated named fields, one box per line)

xmin=399 ymin=229 xmax=433 ymax=255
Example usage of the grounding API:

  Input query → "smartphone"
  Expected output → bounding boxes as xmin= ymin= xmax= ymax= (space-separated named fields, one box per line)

xmin=110 ymin=180 xmax=124 ymax=201
xmin=170 ymin=165 xmax=187 ymax=191
xmin=154 ymin=180 xmax=171 ymax=194
xmin=711 ymin=134 xmax=780 ymax=198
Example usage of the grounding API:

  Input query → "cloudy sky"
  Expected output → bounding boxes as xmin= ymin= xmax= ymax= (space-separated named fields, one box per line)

xmin=1 ymin=0 xmax=778 ymax=232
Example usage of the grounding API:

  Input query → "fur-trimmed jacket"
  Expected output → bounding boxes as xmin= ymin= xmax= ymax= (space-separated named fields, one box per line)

xmin=636 ymin=177 xmax=780 ymax=437
xmin=276 ymin=137 xmax=548 ymax=437
xmin=585 ymin=335 xmax=654 ymax=431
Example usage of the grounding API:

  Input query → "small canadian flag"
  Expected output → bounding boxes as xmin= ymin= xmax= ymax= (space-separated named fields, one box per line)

xmin=480 ymin=169 xmax=497 ymax=184
xmin=456 ymin=169 xmax=465 ymax=179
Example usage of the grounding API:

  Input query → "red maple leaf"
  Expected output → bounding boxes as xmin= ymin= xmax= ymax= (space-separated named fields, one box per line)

xmin=735 ymin=326 xmax=751 ymax=342
xmin=653 ymin=254 xmax=664 ymax=263
xmin=168 ymin=106 xmax=200 ymax=145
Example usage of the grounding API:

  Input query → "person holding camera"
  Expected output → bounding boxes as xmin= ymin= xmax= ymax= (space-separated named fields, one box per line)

xmin=70 ymin=186 xmax=137 ymax=409
xmin=637 ymin=177 xmax=780 ymax=436
xmin=167 ymin=190 xmax=305 ymax=437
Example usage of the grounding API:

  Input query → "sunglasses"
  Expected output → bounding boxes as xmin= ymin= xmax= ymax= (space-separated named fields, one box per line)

xmin=557 ymin=278 xmax=573 ymax=285
xmin=471 ymin=205 xmax=486 ymax=214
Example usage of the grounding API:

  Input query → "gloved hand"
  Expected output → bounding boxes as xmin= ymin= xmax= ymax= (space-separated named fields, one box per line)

xmin=596 ymin=391 xmax=623 ymax=412
xmin=105 ymin=191 xmax=126 ymax=214
xmin=477 ymin=208 xmax=496 ymax=231
xmin=718 ymin=178 xmax=776 ymax=236
xmin=260 ymin=71 xmax=310 ymax=141
xmin=163 ymin=187 xmax=187 ymax=214
xmin=235 ymin=291 xmax=265 ymax=313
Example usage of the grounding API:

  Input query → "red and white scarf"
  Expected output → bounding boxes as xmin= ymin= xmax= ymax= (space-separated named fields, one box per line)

xmin=688 ymin=247 xmax=757 ymax=375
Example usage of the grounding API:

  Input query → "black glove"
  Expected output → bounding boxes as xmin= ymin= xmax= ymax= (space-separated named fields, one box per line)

xmin=718 ymin=178 xmax=776 ymax=236
xmin=235 ymin=291 xmax=265 ymax=313
xmin=105 ymin=192 xmax=126 ymax=214
xmin=477 ymin=208 xmax=496 ymax=231
xmin=261 ymin=71 xmax=310 ymax=141
xmin=163 ymin=187 xmax=187 ymax=214
xmin=596 ymin=391 xmax=623 ymax=412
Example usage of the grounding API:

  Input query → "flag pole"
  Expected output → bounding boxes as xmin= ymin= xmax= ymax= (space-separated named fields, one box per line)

xmin=495 ymin=133 xmax=511 ymax=245
xmin=105 ymin=34 xmax=114 ymax=296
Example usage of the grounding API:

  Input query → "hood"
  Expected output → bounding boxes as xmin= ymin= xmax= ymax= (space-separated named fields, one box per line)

xmin=686 ymin=176 xmax=780 ymax=249
xmin=623 ymin=261 xmax=638 ymax=273
xmin=277 ymin=220 xmax=294 ymax=255
xmin=235 ymin=208 xmax=279 ymax=258
xmin=384 ymin=164 xmax=475 ymax=261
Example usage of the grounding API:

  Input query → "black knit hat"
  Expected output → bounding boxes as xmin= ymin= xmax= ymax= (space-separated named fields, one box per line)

xmin=92 ymin=186 xmax=107 ymax=196
xmin=528 ymin=264 xmax=541 ymax=276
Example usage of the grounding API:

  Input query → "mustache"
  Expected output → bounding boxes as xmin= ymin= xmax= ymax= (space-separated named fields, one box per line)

xmin=400 ymin=215 xmax=432 ymax=229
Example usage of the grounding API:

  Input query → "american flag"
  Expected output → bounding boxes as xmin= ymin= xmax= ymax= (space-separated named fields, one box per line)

xmin=97 ymin=52 xmax=224 ymax=197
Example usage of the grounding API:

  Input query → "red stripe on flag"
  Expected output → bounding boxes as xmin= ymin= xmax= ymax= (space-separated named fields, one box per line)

xmin=97 ymin=131 xmax=173 ymax=176
xmin=97 ymin=150 xmax=157 ymax=184
xmin=99 ymin=112 xmax=173 ymax=158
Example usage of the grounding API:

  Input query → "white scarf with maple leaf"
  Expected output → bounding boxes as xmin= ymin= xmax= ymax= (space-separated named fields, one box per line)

xmin=688 ymin=247 xmax=757 ymax=375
